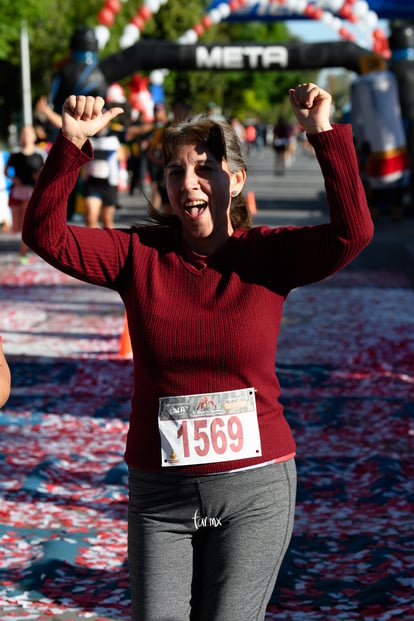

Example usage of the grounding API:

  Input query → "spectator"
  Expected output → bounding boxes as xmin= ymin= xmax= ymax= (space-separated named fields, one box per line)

xmin=5 ymin=125 xmax=46 ymax=261
xmin=82 ymin=123 xmax=122 ymax=228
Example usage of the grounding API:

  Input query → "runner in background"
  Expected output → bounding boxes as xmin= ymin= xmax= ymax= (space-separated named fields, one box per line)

xmin=147 ymin=99 xmax=192 ymax=212
xmin=245 ymin=122 xmax=257 ymax=154
xmin=143 ymin=102 xmax=169 ymax=208
xmin=125 ymin=109 xmax=155 ymax=197
xmin=272 ymin=117 xmax=295 ymax=175
xmin=5 ymin=125 xmax=46 ymax=262
xmin=82 ymin=122 xmax=122 ymax=228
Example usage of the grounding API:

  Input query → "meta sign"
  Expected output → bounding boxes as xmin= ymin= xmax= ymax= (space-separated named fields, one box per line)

xmin=195 ymin=44 xmax=288 ymax=70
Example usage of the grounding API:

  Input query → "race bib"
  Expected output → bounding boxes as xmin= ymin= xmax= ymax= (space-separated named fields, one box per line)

xmin=159 ymin=388 xmax=262 ymax=467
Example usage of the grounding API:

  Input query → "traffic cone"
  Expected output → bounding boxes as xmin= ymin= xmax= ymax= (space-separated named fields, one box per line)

xmin=118 ymin=312 xmax=132 ymax=357
xmin=247 ymin=190 xmax=257 ymax=215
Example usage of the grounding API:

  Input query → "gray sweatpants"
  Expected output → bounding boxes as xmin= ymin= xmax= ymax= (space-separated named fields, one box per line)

xmin=128 ymin=459 xmax=296 ymax=621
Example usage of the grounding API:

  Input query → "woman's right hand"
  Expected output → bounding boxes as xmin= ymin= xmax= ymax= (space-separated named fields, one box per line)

xmin=288 ymin=83 xmax=333 ymax=135
xmin=62 ymin=95 xmax=123 ymax=149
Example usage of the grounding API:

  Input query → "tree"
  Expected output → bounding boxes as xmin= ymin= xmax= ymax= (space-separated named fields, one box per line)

xmin=0 ymin=0 xmax=104 ymax=138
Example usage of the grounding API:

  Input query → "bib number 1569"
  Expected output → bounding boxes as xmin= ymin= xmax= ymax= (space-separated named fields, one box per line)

xmin=178 ymin=415 xmax=243 ymax=458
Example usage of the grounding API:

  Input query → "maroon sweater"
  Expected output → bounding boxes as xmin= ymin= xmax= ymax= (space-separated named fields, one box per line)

xmin=23 ymin=125 xmax=373 ymax=474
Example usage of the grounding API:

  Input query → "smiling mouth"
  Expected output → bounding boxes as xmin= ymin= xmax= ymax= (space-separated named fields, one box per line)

xmin=184 ymin=200 xmax=208 ymax=218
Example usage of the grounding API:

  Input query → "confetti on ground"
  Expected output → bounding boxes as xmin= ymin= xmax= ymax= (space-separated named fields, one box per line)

xmin=0 ymin=255 xmax=413 ymax=621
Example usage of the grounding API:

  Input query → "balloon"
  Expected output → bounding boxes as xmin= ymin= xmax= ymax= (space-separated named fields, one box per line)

xmin=131 ymin=87 xmax=154 ymax=121
xmin=138 ymin=5 xmax=152 ymax=21
xmin=177 ymin=29 xmax=198 ymax=44
xmin=95 ymin=25 xmax=111 ymax=49
xmin=296 ymin=0 xmax=308 ymax=13
xmin=208 ymin=9 xmax=222 ymax=24
xmin=130 ymin=73 xmax=150 ymax=91
xmin=339 ymin=4 xmax=353 ymax=20
xmin=304 ymin=4 xmax=323 ymax=19
xmin=129 ymin=91 xmax=143 ymax=109
xmin=105 ymin=0 xmax=121 ymax=14
xmin=229 ymin=0 xmax=240 ymax=11
xmin=130 ymin=15 xmax=145 ymax=31
xmin=321 ymin=0 xmax=343 ymax=11
xmin=106 ymin=82 xmax=126 ymax=103
xmin=339 ymin=26 xmax=354 ymax=40
xmin=149 ymin=70 xmax=165 ymax=85
xmin=97 ymin=7 xmax=115 ymax=27
xmin=283 ymin=0 xmax=297 ymax=10
xmin=372 ymin=38 xmax=389 ymax=57
xmin=193 ymin=23 xmax=204 ymax=37
xmin=123 ymin=23 xmax=140 ymax=39
xmin=364 ymin=10 xmax=379 ymax=29
xmin=331 ymin=17 xmax=342 ymax=31
xmin=145 ymin=0 xmax=161 ymax=13
xmin=120 ymin=32 xmax=139 ymax=49
xmin=320 ymin=11 xmax=334 ymax=27
xmin=353 ymin=0 xmax=369 ymax=19
xmin=217 ymin=3 xmax=231 ymax=19
xmin=202 ymin=15 xmax=213 ymax=29
xmin=373 ymin=28 xmax=387 ymax=40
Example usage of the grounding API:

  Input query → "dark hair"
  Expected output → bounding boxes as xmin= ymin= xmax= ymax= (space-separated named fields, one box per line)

xmin=147 ymin=116 xmax=253 ymax=229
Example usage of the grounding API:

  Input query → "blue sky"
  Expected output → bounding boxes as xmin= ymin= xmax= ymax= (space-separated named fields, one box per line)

xmin=286 ymin=18 xmax=390 ymax=43
xmin=284 ymin=18 xmax=390 ymax=90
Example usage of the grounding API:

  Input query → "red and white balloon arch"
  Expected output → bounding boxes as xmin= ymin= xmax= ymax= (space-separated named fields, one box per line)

xmin=94 ymin=0 xmax=389 ymax=53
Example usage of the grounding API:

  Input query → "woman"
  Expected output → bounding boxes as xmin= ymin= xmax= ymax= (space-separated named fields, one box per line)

xmin=22 ymin=83 xmax=373 ymax=621
xmin=273 ymin=116 xmax=295 ymax=175
xmin=5 ymin=125 xmax=46 ymax=261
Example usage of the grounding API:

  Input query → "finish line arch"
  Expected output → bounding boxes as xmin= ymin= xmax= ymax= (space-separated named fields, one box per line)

xmin=98 ymin=40 xmax=383 ymax=85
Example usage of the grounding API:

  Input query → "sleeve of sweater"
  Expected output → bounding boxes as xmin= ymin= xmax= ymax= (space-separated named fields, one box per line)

xmin=270 ymin=124 xmax=374 ymax=292
xmin=22 ymin=131 xmax=132 ymax=289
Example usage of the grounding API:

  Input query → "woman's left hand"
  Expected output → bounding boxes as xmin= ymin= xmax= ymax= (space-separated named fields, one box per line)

xmin=62 ymin=95 xmax=123 ymax=149
xmin=289 ymin=83 xmax=333 ymax=134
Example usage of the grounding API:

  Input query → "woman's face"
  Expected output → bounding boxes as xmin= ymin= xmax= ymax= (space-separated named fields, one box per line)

xmin=164 ymin=141 xmax=245 ymax=254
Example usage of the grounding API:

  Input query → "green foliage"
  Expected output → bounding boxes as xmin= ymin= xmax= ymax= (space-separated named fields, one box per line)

xmin=145 ymin=0 xmax=205 ymax=40
xmin=0 ymin=0 xmax=42 ymax=60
